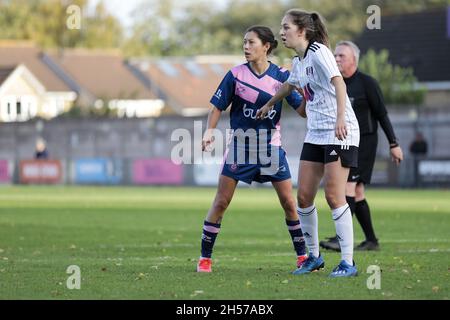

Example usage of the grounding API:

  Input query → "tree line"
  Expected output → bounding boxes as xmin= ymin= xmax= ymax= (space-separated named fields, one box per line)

xmin=2 ymin=0 xmax=445 ymax=104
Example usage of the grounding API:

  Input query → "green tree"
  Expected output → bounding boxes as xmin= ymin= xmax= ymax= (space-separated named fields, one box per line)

xmin=122 ymin=0 xmax=177 ymax=57
xmin=79 ymin=2 xmax=123 ymax=48
xmin=122 ymin=0 xmax=370 ymax=58
xmin=122 ymin=0 xmax=449 ymax=57
xmin=359 ymin=49 xmax=426 ymax=105
xmin=0 ymin=0 xmax=123 ymax=49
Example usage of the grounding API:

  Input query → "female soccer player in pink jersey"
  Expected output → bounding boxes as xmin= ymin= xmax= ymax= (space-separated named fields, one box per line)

xmin=197 ymin=26 xmax=307 ymax=273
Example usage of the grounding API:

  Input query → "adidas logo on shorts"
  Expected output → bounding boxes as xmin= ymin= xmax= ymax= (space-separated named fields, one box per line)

xmin=329 ymin=150 xmax=337 ymax=156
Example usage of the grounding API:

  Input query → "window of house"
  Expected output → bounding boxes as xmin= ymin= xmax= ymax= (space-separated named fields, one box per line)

xmin=16 ymin=101 xmax=21 ymax=115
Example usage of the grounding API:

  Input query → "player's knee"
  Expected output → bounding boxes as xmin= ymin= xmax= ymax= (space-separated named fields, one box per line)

xmin=281 ymin=197 xmax=296 ymax=213
xmin=345 ymin=182 xmax=356 ymax=196
xmin=213 ymin=197 xmax=231 ymax=212
xmin=325 ymin=192 xmax=341 ymax=208
xmin=297 ymin=193 xmax=313 ymax=208
xmin=355 ymin=184 xmax=365 ymax=199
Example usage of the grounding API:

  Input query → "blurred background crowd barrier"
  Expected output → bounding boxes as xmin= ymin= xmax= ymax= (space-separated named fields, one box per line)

xmin=0 ymin=109 xmax=448 ymax=188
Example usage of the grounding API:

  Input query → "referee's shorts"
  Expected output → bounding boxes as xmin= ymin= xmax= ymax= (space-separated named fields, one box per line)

xmin=348 ymin=133 xmax=378 ymax=184
xmin=300 ymin=143 xmax=358 ymax=168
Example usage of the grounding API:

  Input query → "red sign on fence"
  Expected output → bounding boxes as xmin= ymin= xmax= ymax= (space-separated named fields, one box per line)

xmin=19 ymin=160 xmax=62 ymax=184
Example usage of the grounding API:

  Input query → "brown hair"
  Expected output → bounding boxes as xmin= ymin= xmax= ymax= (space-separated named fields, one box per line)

xmin=245 ymin=25 xmax=278 ymax=55
xmin=285 ymin=9 xmax=329 ymax=47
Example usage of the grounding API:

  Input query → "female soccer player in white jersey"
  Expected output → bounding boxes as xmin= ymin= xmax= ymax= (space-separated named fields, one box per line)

xmin=257 ymin=9 xmax=360 ymax=277
xmin=197 ymin=26 xmax=308 ymax=273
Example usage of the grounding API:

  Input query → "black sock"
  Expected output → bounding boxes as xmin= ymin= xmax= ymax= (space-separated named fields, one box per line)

xmin=286 ymin=219 xmax=306 ymax=256
xmin=201 ymin=221 xmax=221 ymax=258
xmin=346 ymin=196 xmax=355 ymax=216
xmin=354 ymin=199 xmax=377 ymax=242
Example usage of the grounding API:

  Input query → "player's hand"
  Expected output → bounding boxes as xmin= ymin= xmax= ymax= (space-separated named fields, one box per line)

xmin=296 ymin=87 xmax=306 ymax=99
xmin=335 ymin=117 xmax=347 ymax=140
xmin=256 ymin=105 xmax=271 ymax=120
xmin=297 ymin=104 xmax=307 ymax=118
xmin=390 ymin=145 xmax=403 ymax=165
xmin=202 ymin=130 xmax=214 ymax=152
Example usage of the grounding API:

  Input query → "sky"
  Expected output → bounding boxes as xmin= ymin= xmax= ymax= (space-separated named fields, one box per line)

xmin=88 ymin=0 xmax=231 ymax=31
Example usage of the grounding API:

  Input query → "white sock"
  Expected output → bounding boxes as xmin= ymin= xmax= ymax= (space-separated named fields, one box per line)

xmin=297 ymin=205 xmax=319 ymax=258
xmin=332 ymin=204 xmax=353 ymax=265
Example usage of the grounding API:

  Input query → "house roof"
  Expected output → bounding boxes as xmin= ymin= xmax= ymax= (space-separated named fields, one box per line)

xmin=47 ymin=49 xmax=157 ymax=100
xmin=130 ymin=56 xmax=243 ymax=115
xmin=355 ymin=7 xmax=450 ymax=82
xmin=0 ymin=66 xmax=15 ymax=86
xmin=0 ymin=41 xmax=72 ymax=91
xmin=0 ymin=64 xmax=47 ymax=97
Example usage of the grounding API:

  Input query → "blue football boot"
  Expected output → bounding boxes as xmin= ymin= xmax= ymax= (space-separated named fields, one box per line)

xmin=329 ymin=260 xmax=358 ymax=278
xmin=292 ymin=253 xmax=325 ymax=275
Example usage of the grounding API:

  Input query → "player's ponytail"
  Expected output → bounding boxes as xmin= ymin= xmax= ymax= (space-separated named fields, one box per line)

xmin=310 ymin=12 xmax=329 ymax=47
xmin=285 ymin=9 xmax=329 ymax=48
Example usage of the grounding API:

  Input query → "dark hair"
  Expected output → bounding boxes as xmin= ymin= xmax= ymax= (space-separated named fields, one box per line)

xmin=245 ymin=25 xmax=278 ymax=55
xmin=285 ymin=9 xmax=329 ymax=47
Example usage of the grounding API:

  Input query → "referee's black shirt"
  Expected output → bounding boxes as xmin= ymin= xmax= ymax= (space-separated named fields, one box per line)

xmin=344 ymin=70 xmax=397 ymax=144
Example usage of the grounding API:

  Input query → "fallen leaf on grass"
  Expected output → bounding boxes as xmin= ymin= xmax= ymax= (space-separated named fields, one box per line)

xmin=134 ymin=273 xmax=147 ymax=280
xmin=190 ymin=290 xmax=204 ymax=297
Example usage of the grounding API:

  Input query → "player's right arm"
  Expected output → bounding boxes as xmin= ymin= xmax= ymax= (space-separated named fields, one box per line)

xmin=296 ymin=99 xmax=307 ymax=118
xmin=203 ymin=70 xmax=235 ymax=151
xmin=202 ymin=106 xmax=222 ymax=151
xmin=295 ymin=87 xmax=307 ymax=118
xmin=256 ymin=81 xmax=294 ymax=119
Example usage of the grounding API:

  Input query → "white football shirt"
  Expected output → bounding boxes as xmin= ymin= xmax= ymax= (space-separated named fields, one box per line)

xmin=287 ymin=41 xmax=360 ymax=147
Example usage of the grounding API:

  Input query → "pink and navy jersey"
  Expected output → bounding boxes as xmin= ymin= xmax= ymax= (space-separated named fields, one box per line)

xmin=210 ymin=62 xmax=302 ymax=146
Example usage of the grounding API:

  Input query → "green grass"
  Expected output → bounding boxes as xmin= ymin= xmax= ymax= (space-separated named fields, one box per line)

xmin=0 ymin=186 xmax=448 ymax=300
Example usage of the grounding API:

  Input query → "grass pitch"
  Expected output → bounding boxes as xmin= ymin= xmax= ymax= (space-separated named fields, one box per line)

xmin=0 ymin=186 xmax=448 ymax=300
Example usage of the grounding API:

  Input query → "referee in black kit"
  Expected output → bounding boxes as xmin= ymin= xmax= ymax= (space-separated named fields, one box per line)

xmin=320 ymin=40 xmax=404 ymax=251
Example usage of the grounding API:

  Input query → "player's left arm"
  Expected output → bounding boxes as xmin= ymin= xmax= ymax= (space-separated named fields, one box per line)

xmin=365 ymin=76 xmax=403 ymax=164
xmin=315 ymin=47 xmax=347 ymax=140
xmin=331 ymin=76 xmax=348 ymax=140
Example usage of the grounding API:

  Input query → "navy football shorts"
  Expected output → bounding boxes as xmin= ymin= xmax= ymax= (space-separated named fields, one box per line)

xmin=221 ymin=147 xmax=291 ymax=184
